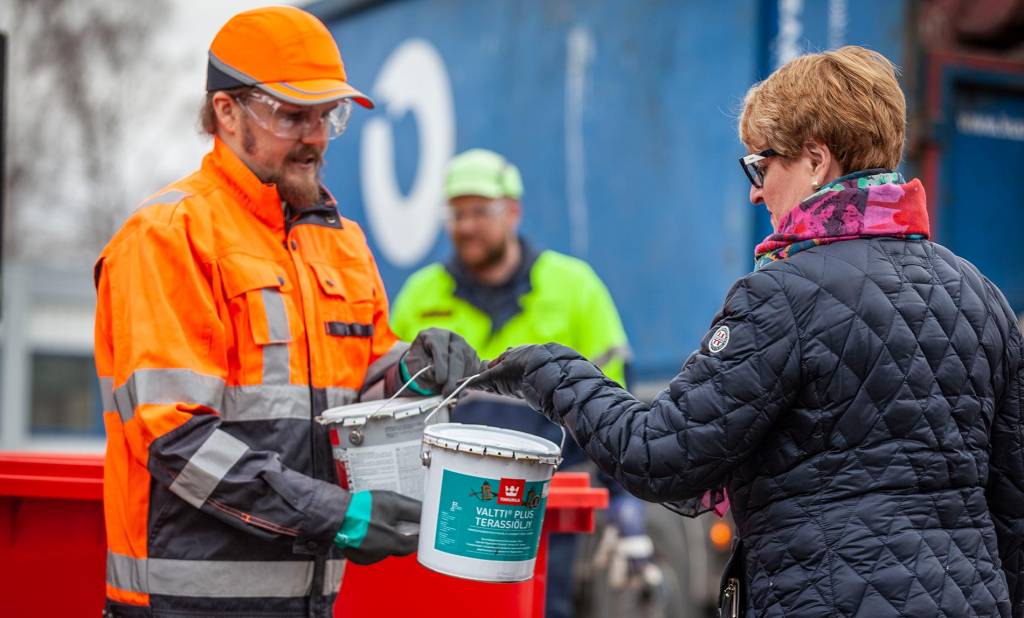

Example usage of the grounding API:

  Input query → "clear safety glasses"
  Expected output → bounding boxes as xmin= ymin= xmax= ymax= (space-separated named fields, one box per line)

xmin=739 ymin=148 xmax=777 ymax=188
xmin=236 ymin=92 xmax=353 ymax=141
xmin=444 ymin=200 xmax=508 ymax=225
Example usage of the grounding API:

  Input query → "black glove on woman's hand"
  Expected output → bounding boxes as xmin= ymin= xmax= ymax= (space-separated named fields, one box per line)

xmin=404 ymin=328 xmax=486 ymax=395
xmin=472 ymin=345 xmax=537 ymax=399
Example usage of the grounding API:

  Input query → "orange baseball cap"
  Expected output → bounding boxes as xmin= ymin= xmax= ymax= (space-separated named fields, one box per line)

xmin=207 ymin=5 xmax=373 ymax=108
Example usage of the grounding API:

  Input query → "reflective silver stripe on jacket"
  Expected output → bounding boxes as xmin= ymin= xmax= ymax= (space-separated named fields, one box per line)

xmin=107 ymin=551 xmax=319 ymax=598
xmin=222 ymin=384 xmax=319 ymax=422
xmin=168 ymin=429 xmax=248 ymax=508
xmin=261 ymin=288 xmax=291 ymax=385
xmin=323 ymin=559 xmax=347 ymax=595
xmin=113 ymin=369 xmax=225 ymax=423
xmin=139 ymin=189 xmax=189 ymax=209
xmin=325 ymin=387 xmax=359 ymax=409
xmin=592 ymin=344 xmax=633 ymax=368
xmin=107 ymin=369 xmax=357 ymax=422
xmin=222 ymin=385 xmax=356 ymax=419
xmin=99 ymin=376 xmax=115 ymax=412
xmin=107 ymin=551 xmax=146 ymax=594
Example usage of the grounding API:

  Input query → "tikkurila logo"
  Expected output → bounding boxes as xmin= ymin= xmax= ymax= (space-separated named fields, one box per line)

xmin=497 ymin=478 xmax=525 ymax=505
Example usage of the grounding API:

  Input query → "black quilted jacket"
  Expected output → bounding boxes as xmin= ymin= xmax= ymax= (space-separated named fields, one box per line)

xmin=513 ymin=238 xmax=1024 ymax=617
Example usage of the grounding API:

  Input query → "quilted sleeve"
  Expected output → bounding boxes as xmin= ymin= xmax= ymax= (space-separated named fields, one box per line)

xmin=987 ymin=318 xmax=1024 ymax=617
xmin=517 ymin=269 xmax=803 ymax=503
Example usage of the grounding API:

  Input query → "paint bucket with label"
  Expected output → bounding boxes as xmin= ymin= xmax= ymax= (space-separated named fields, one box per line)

xmin=319 ymin=396 xmax=449 ymax=501
xmin=418 ymin=422 xmax=563 ymax=582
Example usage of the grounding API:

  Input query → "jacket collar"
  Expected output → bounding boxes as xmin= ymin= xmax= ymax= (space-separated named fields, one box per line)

xmin=201 ymin=136 xmax=337 ymax=233
xmin=202 ymin=137 xmax=286 ymax=231
xmin=203 ymin=137 xmax=342 ymax=234
xmin=284 ymin=187 xmax=342 ymax=234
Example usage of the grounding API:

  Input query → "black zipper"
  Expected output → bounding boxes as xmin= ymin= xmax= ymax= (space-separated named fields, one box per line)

xmin=284 ymin=220 xmax=326 ymax=616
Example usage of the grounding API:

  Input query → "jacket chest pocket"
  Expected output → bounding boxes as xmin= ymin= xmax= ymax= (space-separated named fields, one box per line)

xmin=220 ymin=254 xmax=295 ymax=385
xmin=308 ymin=261 xmax=375 ymax=373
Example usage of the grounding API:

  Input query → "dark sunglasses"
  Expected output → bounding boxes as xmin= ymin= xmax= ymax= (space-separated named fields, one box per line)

xmin=739 ymin=148 xmax=777 ymax=188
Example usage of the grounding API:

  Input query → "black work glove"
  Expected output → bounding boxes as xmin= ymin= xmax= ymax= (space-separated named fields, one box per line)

xmin=404 ymin=328 xmax=486 ymax=395
xmin=471 ymin=345 xmax=537 ymax=399
xmin=334 ymin=490 xmax=421 ymax=566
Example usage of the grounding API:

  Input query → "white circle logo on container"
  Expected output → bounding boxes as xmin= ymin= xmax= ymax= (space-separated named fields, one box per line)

xmin=360 ymin=39 xmax=454 ymax=267
xmin=709 ymin=325 xmax=730 ymax=354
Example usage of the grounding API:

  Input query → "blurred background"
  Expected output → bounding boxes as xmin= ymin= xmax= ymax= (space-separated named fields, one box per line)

xmin=0 ymin=0 xmax=1020 ymax=615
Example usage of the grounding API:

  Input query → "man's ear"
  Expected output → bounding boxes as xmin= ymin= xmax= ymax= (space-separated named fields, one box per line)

xmin=505 ymin=198 xmax=523 ymax=229
xmin=212 ymin=91 xmax=242 ymax=137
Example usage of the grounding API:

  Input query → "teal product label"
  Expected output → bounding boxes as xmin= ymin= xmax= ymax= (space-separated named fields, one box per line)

xmin=434 ymin=468 xmax=549 ymax=561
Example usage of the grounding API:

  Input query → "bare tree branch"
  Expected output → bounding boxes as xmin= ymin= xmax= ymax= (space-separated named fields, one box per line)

xmin=5 ymin=0 xmax=170 ymax=260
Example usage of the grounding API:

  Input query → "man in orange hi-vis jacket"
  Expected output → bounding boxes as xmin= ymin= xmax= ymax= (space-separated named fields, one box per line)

xmin=94 ymin=7 xmax=483 ymax=617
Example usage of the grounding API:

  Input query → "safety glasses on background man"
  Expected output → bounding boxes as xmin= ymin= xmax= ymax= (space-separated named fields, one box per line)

xmin=444 ymin=200 xmax=508 ymax=225
xmin=236 ymin=91 xmax=353 ymax=140
xmin=739 ymin=148 xmax=777 ymax=188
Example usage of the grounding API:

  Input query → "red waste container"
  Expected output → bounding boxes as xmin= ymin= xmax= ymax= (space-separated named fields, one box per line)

xmin=335 ymin=472 xmax=607 ymax=617
xmin=0 ymin=453 xmax=606 ymax=617
xmin=0 ymin=453 xmax=107 ymax=616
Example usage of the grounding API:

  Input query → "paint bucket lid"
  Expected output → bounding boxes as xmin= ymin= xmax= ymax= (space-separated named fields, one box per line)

xmin=423 ymin=423 xmax=562 ymax=465
xmin=320 ymin=396 xmax=442 ymax=427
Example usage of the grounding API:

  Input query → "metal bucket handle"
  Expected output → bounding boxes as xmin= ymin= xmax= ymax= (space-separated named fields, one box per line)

xmin=422 ymin=373 xmax=568 ymax=454
xmin=423 ymin=372 xmax=479 ymax=427
xmin=364 ymin=362 xmax=434 ymax=423
xmin=420 ymin=375 xmax=477 ymax=469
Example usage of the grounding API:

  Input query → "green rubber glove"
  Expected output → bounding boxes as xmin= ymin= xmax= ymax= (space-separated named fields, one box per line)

xmin=335 ymin=490 xmax=421 ymax=565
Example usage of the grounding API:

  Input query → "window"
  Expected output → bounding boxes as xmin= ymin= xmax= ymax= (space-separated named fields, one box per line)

xmin=29 ymin=353 xmax=103 ymax=436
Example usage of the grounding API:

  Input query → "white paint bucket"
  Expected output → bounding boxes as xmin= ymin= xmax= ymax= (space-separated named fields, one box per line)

xmin=418 ymin=422 xmax=563 ymax=582
xmin=319 ymin=397 xmax=448 ymax=501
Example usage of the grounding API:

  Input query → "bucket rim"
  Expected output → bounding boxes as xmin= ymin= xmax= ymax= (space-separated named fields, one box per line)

xmin=422 ymin=423 xmax=562 ymax=465
xmin=319 ymin=396 xmax=442 ymax=426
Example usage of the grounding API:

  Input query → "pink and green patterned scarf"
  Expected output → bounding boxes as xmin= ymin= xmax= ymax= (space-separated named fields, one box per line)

xmin=754 ymin=170 xmax=930 ymax=270
xmin=693 ymin=171 xmax=932 ymax=518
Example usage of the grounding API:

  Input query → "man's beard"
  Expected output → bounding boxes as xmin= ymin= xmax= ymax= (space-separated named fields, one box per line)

xmin=242 ymin=122 xmax=323 ymax=209
xmin=455 ymin=235 xmax=508 ymax=273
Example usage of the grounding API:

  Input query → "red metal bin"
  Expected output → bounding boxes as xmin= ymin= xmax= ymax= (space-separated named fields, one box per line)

xmin=0 ymin=453 xmax=606 ymax=617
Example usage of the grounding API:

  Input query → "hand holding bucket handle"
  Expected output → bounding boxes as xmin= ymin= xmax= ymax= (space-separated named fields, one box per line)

xmin=468 ymin=345 xmax=569 ymax=453
xmin=404 ymin=328 xmax=487 ymax=395
xmin=469 ymin=345 xmax=531 ymax=398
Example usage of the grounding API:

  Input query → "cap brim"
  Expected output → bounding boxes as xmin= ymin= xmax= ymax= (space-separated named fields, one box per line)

xmin=445 ymin=179 xmax=506 ymax=200
xmin=259 ymin=78 xmax=374 ymax=108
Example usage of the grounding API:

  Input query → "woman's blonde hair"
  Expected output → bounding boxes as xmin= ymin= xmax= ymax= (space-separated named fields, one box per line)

xmin=739 ymin=45 xmax=906 ymax=172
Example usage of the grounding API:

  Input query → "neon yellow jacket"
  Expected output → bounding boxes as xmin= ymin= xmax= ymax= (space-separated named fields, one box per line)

xmin=391 ymin=249 xmax=629 ymax=386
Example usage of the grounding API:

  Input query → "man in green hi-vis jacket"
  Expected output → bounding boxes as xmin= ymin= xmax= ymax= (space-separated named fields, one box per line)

xmin=391 ymin=149 xmax=629 ymax=387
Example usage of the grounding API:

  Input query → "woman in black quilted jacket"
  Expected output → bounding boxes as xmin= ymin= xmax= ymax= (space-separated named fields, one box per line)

xmin=471 ymin=46 xmax=1024 ymax=617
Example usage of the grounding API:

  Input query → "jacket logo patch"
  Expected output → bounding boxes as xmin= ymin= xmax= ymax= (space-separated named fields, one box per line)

xmin=709 ymin=325 xmax=730 ymax=353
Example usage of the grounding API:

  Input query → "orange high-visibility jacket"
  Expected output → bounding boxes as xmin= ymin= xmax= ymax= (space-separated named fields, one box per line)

xmin=94 ymin=137 xmax=402 ymax=616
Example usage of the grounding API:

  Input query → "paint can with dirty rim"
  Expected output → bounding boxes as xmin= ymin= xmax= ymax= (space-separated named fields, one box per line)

xmin=418 ymin=422 xmax=563 ymax=582
xmin=319 ymin=396 xmax=449 ymax=500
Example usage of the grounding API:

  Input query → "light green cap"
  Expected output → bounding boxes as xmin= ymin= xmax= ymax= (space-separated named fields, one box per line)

xmin=444 ymin=149 xmax=523 ymax=200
